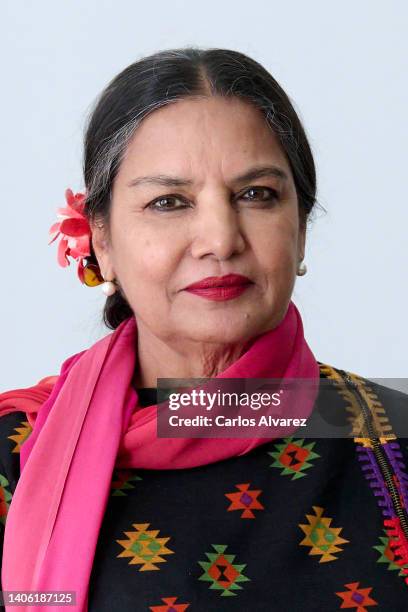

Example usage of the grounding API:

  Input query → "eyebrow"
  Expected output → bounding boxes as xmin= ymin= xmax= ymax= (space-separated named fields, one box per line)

xmin=126 ymin=164 xmax=289 ymax=189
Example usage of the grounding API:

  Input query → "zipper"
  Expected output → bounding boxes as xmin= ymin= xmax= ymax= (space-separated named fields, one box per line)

xmin=336 ymin=368 xmax=408 ymax=541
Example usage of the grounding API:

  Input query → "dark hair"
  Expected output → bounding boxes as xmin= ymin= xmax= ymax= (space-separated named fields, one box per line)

xmin=83 ymin=46 xmax=321 ymax=330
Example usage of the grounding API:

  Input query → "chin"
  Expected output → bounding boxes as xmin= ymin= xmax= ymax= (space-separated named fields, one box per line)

xmin=183 ymin=316 xmax=264 ymax=344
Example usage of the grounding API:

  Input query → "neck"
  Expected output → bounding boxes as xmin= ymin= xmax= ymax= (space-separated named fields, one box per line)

xmin=133 ymin=321 xmax=254 ymax=388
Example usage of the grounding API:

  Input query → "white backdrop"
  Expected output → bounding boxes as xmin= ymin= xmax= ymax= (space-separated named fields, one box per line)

xmin=1 ymin=0 xmax=407 ymax=392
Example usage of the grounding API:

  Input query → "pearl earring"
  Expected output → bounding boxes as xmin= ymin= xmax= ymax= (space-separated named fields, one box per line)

xmin=101 ymin=275 xmax=117 ymax=296
xmin=297 ymin=261 xmax=307 ymax=276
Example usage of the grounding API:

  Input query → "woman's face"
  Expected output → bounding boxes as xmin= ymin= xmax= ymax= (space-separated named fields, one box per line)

xmin=93 ymin=96 xmax=306 ymax=347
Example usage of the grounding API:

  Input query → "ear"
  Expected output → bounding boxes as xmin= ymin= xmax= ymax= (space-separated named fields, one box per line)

xmin=90 ymin=219 xmax=115 ymax=281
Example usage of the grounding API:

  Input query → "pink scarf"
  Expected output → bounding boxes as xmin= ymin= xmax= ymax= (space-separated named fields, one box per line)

xmin=0 ymin=300 xmax=319 ymax=611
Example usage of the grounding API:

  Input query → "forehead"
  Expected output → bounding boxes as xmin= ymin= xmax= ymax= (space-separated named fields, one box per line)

xmin=118 ymin=96 xmax=289 ymax=179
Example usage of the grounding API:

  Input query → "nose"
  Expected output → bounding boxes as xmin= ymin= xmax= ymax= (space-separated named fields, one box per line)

xmin=190 ymin=198 xmax=246 ymax=261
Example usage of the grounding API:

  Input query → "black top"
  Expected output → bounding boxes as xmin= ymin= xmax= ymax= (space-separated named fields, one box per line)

xmin=135 ymin=387 xmax=158 ymax=407
xmin=1 ymin=365 xmax=408 ymax=611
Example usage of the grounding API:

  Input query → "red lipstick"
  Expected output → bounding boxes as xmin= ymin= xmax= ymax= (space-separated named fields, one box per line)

xmin=184 ymin=274 xmax=253 ymax=302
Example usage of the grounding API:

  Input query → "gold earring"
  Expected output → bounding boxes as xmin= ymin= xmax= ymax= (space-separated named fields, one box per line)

xmin=82 ymin=257 xmax=117 ymax=295
xmin=82 ymin=259 xmax=105 ymax=287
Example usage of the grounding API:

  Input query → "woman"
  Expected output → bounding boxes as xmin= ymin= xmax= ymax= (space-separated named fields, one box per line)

xmin=1 ymin=47 xmax=407 ymax=611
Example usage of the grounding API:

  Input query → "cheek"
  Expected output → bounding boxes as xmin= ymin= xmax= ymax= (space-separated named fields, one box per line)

xmin=120 ymin=232 xmax=178 ymax=287
xmin=252 ymin=221 xmax=298 ymax=272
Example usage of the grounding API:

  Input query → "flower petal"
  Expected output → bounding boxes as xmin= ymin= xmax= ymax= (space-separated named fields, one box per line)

xmin=48 ymin=222 xmax=61 ymax=244
xmin=73 ymin=234 xmax=91 ymax=255
xmin=57 ymin=204 xmax=85 ymax=220
xmin=70 ymin=248 xmax=90 ymax=260
xmin=48 ymin=232 xmax=60 ymax=245
xmin=70 ymin=193 xmax=86 ymax=214
xmin=67 ymin=237 xmax=77 ymax=248
xmin=65 ymin=188 xmax=75 ymax=207
xmin=57 ymin=238 xmax=70 ymax=267
xmin=65 ymin=188 xmax=87 ymax=214
xmin=77 ymin=258 xmax=85 ymax=284
xmin=60 ymin=217 xmax=91 ymax=237
xmin=49 ymin=221 xmax=60 ymax=234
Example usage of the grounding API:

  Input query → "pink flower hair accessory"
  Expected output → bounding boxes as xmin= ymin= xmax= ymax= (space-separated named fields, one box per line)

xmin=48 ymin=188 xmax=107 ymax=288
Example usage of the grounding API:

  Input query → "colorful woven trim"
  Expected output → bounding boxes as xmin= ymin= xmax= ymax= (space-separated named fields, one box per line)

xmin=319 ymin=364 xmax=408 ymax=585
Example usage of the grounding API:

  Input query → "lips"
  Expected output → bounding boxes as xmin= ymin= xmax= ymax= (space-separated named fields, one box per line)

xmin=183 ymin=274 xmax=254 ymax=302
xmin=184 ymin=274 xmax=252 ymax=290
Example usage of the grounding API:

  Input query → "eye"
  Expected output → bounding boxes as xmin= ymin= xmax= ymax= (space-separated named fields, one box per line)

xmin=146 ymin=195 xmax=188 ymax=212
xmin=145 ymin=186 xmax=280 ymax=213
xmin=240 ymin=186 xmax=280 ymax=203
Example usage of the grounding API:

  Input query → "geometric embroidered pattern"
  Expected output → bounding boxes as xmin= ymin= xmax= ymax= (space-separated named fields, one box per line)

xmin=335 ymin=581 xmax=378 ymax=610
xmin=148 ymin=596 xmax=191 ymax=611
xmin=0 ymin=473 xmax=12 ymax=525
xmin=317 ymin=364 xmax=395 ymax=442
xmin=382 ymin=518 xmax=408 ymax=584
xmin=198 ymin=544 xmax=250 ymax=596
xmin=299 ymin=506 xmax=349 ymax=562
xmin=355 ymin=445 xmax=394 ymax=519
xmin=224 ymin=483 xmax=264 ymax=518
xmin=110 ymin=469 xmax=142 ymax=496
xmin=7 ymin=420 xmax=33 ymax=454
xmin=373 ymin=529 xmax=408 ymax=575
xmin=268 ymin=437 xmax=320 ymax=480
xmin=116 ymin=523 xmax=174 ymax=570
xmin=320 ymin=364 xmax=408 ymax=588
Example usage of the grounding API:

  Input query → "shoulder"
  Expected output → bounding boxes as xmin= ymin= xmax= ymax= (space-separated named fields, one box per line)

xmin=317 ymin=361 xmax=408 ymax=438
xmin=0 ymin=375 xmax=58 ymax=417
xmin=0 ymin=374 xmax=59 ymax=502
xmin=0 ymin=348 xmax=88 ymax=423
xmin=318 ymin=359 xmax=408 ymax=399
